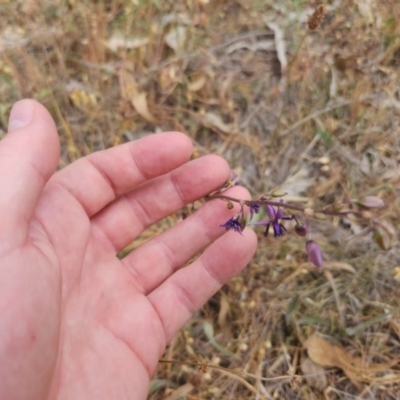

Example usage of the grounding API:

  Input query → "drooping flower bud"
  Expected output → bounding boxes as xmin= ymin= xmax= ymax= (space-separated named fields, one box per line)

xmin=219 ymin=215 xmax=245 ymax=234
xmin=294 ymin=223 xmax=307 ymax=237
xmin=227 ymin=201 xmax=234 ymax=210
xmin=306 ymin=240 xmax=323 ymax=269
xmin=248 ymin=203 xmax=260 ymax=221
xmin=266 ymin=204 xmax=277 ymax=220
xmin=354 ymin=196 xmax=385 ymax=209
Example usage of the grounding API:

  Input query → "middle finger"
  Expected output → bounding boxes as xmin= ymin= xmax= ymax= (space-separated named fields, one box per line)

xmin=120 ymin=185 xmax=250 ymax=294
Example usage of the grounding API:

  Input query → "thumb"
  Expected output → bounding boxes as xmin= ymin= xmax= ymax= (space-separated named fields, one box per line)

xmin=0 ymin=99 xmax=60 ymax=246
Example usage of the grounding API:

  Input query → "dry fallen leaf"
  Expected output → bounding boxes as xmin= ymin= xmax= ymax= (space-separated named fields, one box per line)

xmin=356 ymin=0 xmax=375 ymax=24
xmin=106 ymin=34 xmax=148 ymax=52
xmin=119 ymin=66 xmax=156 ymax=124
xmin=187 ymin=73 xmax=207 ymax=92
xmin=323 ymin=262 xmax=356 ymax=274
xmin=392 ymin=267 xmax=400 ymax=282
xmin=201 ymin=112 xmax=235 ymax=134
xmin=217 ymin=294 xmax=231 ymax=332
xmin=159 ymin=65 xmax=178 ymax=89
xmin=164 ymin=383 xmax=193 ymax=400
xmin=300 ymin=353 xmax=328 ymax=391
xmin=281 ymin=168 xmax=314 ymax=196
xmin=305 ymin=332 xmax=396 ymax=388
xmin=264 ymin=20 xmax=287 ymax=73
xmin=164 ymin=25 xmax=187 ymax=53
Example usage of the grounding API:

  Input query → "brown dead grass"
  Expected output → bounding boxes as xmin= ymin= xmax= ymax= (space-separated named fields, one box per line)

xmin=1 ymin=0 xmax=400 ymax=398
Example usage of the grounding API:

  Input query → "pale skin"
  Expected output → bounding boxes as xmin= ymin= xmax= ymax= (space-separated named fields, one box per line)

xmin=0 ymin=100 xmax=257 ymax=400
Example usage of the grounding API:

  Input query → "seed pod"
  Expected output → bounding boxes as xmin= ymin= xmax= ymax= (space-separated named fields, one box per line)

xmin=307 ymin=4 xmax=327 ymax=30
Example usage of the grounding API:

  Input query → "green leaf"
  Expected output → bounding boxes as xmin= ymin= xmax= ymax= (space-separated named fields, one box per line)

xmin=148 ymin=379 xmax=175 ymax=395
xmin=346 ymin=305 xmax=400 ymax=336
xmin=316 ymin=127 xmax=334 ymax=148
xmin=203 ymin=321 xmax=214 ymax=340
xmin=297 ymin=316 xmax=329 ymax=326
xmin=151 ymin=0 xmax=161 ymax=10
xmin=202 ymin=322 xmax=239 ymax=359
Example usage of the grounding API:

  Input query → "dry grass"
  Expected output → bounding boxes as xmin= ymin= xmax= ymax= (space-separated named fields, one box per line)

xmin=1 ymin=0 xmax=400 ymax=398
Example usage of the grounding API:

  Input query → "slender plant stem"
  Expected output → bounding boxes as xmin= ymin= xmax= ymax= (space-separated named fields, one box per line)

xmin=207 ymin=193 xmax=367 ymax=219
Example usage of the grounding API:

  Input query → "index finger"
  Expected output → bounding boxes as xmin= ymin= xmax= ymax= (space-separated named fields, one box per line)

xmin=48 ymin=132 xmax=193 ymax=217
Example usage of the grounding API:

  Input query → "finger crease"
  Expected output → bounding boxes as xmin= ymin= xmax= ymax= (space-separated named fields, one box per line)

xmin=90 ymin=222 xmax=118 ymax=253
xmin=124 ymin=260 xmax=146 ymax=294
xmin=129 ymin=146 xmax=149 ymax=182
xmin=171 ymin=280 xmax=197 ymax=315
xmin=154 ymin=240 xmax=177 ymax=276
xmin=199 ymin=256 xmax=224 ymax=287
xmin=85 ymin=158 xmax=118 ymax=199
xmin=126 ymin=196 xmax=152 ymax=228
xmin=193 ymin=212 xmax=214 ymax=244
xmin=169 ymin=172 xmax=187 ymax=206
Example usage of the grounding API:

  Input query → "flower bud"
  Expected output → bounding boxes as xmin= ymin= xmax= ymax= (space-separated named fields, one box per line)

xmin=248 ymin=203 xmax=260 ymax=221
xmin=294 ymin=223 xmax=307 ymax=237
xmin=270 ymin=188 xmax=287 ymax=198
xmin=306 ymin=240 xmax=323 ymax=269
xmin=227 ymin=202 xmax=234 ymax=210
xmin=354 ymin=196 xmax=384 ymax=209
xmin=266 ymin=205 xmax=277 ymax=220
xmin=229 ymin=170 xmax=240 ymax=186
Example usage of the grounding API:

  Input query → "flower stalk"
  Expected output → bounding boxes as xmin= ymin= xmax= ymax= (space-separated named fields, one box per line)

xmin=206 ymin=180 xmax=389 ymax=271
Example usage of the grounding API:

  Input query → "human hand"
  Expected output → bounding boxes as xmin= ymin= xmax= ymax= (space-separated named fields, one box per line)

xmin=0 ymin=100 xmax=257 ymax=400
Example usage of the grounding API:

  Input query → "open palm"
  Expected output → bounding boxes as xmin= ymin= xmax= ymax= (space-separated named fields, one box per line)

xmin=0 ymin=100 xmax=257 ymax=400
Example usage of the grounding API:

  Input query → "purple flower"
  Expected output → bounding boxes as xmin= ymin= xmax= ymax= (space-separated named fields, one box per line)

xmin=249 ymin=201 xmax=294 ymax=237
xmin=248 ymin=203 xmax=260 ymax=221
xmin=306 ymin=240 xmax=323 ymax=269
xmin=219 ymin=215 xmax=245 ymax=234
xmin=215 ymin=170 xmax=240 ymax=194
xmin=230 ymin=170 xmax=240 ymax=186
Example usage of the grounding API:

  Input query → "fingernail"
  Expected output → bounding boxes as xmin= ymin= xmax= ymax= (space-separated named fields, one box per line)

xmin=8 ymin=100 xmax=35 ymax=132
